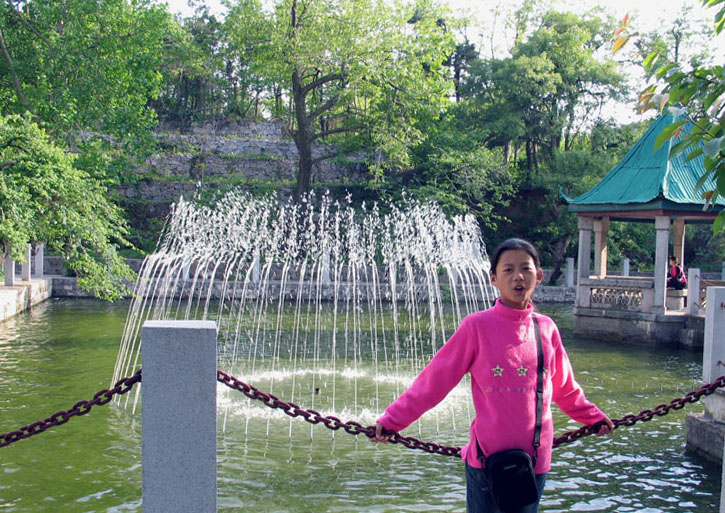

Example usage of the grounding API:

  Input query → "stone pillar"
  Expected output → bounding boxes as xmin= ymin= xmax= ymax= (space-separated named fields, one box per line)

xmin=142 ymin=320 xmax=217 ymax=513
xmin=672 ymin=219 xmax=686 ymax=266
xmin=576 ymin=217 xmax=593 ymax=307
xmin=565 ymin=257 xmax=575 ymax=287
xmin=722 ymin=441 xmax=725 ymax=513
xmin=251 ymin=254 xmax=260 ymax=284
xmin=33 ymin=244 xmax=44 ymax=277
xmin=703 ymin=288 xmax=725 ymax=389
xmin=593 ymin=217 xmax=610 ymax=278
xmin=321 ymin=250 xmax=331 ymax=285
xmin=688 ymin=268 xmax=701 ymax=315
xmin=21 ymin=244 xmax=31 ymax=281
xmin=3 ymin=248 xmax=15 ymax=287
xmin=703 ymin=288 xmax=725 ymax=489
xmin=622 ymin=258 xmax=630 ymax=277
xmin=654 ymin=216 xmax=670 ymax=315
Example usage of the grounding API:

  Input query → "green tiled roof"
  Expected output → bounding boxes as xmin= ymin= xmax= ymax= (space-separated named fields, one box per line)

xmin=564 ymin=111 xmax=724 ymax=214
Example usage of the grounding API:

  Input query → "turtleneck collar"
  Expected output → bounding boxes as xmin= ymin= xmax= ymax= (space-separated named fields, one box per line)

xmin=493 ymin=297 xmax=534 ymax=321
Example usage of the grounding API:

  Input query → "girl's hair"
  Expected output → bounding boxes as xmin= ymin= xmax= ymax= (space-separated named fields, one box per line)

xmin=490 ymin=238 xmax=541 ymax=274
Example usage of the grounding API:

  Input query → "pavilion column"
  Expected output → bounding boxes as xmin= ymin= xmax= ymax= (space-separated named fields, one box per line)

xmin=576 ymin=216 xmax=593 ymax=307
xmin=593 ymin=217 xmax=609 ymax=278
xmin=672 ymin=219 xmax=686 ymax=266
xmin=654 ymin=216 xmax=670 ymax=314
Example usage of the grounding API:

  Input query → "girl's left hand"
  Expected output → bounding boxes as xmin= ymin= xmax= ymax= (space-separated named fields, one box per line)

xmin=370 ymin=422 xmax=393 ymax=443
xmin=594 ymin=416 xmax=615 ymax=436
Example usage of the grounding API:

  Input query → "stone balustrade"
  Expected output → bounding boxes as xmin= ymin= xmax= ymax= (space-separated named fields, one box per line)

xmin=577 ymin=276 xmax=655 ymax=312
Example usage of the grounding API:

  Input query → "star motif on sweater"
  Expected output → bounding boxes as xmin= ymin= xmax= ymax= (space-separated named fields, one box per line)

xmin=492 ymin=365 xmax=504 ymax=377
xmin=517 ymin=366 xmax=528 ymax=377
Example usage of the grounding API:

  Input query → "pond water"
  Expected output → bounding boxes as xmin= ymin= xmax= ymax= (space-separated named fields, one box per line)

xmin=0 ymin=298 xmax=720 ymax=512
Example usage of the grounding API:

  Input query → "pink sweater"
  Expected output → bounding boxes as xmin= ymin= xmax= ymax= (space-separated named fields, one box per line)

xmin=377 ymin=299 xmax=606 ymax=473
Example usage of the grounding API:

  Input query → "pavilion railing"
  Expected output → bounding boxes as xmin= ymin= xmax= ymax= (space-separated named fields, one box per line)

xmin=577 ymin=276 xmax=655 ymax=313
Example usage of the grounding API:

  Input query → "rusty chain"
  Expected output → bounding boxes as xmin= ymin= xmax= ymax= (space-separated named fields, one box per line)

xmin=3 ymin=369 xmax=724 ymax=456
xmin=216 ymin=370 xmax=462 ymax=457
xmin=218 ymin=370 xmax=725 ymax=457
xmin=0 ymin=369 xmax=142 ymax=448
xmin=553 ymin=374 xmax=725 ymax=448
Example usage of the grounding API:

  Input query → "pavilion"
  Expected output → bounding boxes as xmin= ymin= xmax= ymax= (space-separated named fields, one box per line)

xmin=563 ymin=109 xmax=724 ymax=346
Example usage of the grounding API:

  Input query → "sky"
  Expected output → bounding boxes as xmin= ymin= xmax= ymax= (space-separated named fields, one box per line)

xmin=161 ymin=0 xmax=722 ymax=122
xmin=163 ymin=0 xmax=719 ymax=34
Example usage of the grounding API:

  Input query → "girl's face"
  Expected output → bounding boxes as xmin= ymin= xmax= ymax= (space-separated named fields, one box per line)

xmin=490 ymin=249 xmax=543 ymax=310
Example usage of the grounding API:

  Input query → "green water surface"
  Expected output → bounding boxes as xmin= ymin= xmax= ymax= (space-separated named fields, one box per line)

xmin=0 ymin=298 xmax=720 ymax=512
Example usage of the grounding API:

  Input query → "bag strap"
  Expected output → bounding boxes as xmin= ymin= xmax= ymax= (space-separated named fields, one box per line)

xmin=532 ymin=315 xmax=544 ymax=463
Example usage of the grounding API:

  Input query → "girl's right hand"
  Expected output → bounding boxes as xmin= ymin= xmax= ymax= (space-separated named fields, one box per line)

xmin=370 ymin=422 xmax=393 ymax=443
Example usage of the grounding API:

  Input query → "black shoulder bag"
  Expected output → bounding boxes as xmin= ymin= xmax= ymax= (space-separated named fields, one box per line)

xmin=480 ymin=315 xmax=544 ymax=513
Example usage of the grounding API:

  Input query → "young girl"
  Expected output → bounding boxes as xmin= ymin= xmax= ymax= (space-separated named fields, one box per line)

xmin=370 ymin=238 xmax=614 ymax=513
xmin=667 ymin=256 xmax=687 ymax=290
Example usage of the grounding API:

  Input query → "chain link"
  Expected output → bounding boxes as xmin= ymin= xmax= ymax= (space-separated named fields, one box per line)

xmin=3 ymin=369 xmax=724 ymax=456
xmin=0 ymin=369 xmax=142 ymax=448
xmin=552 ymin=375 xmax=725 ymax=448
xmin=219 ymin=370 xmax=725 ymax=457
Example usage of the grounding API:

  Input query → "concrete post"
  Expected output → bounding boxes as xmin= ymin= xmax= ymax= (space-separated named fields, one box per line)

xmin=142 ymin=320 xmax=218 ymax=513
xmin=722 ymin=261 xmax=725 ymax=281
xmin=704 ymin=288 xmax=725 ymax=452
xmin=721 ymin=441 xmax=725 ymax=513
xmin=251 ymin=254 xmax=260 ymax=284
xmin=622 ymin=258 xmax=630 ymax=277
xmin=703 ymin=288 xmax=725 ymax=513
xmin=321 ymin=250 xmax=331 ymax=285
xmin=576 ymin=216 xmax=593 ymax=307
xmin=33 ymin=244 xmax=44 ymax=277
xmin=3 ymin=248 xmax=15 ymax=287
xmin=688 ymin=268 xmax=701 ymax=315
xmin=703 ymin=288 xmax=725 ymax=385
xmin=565 ymin=257 xmax=575 ymax=287
xmin=654 ymin=216 xmax=670 ymax=315
xmin=593 ymin=217 xmax=609 ymax=278
xmin=21 ymin=244 xmax=31 ymax=281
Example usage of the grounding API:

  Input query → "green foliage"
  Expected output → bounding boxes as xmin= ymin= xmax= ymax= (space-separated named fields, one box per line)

xmin=460 ymin=9 xmax=626 ymax=175
xmin=613 ymin=0 xmax=725 ymax=232
xmin=0 ymin=0 xmax=173 ymax=183
xmin=224 ymin=0 xmax=457 ymax=199
xmin=0 ymin=114 xmax=134 ymax=300
xmin=686 ymin=224 xmax=725 ymax=271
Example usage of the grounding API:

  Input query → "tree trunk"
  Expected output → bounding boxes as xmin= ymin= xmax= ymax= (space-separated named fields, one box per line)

xmin=547 ymin=234 xmax=571 ymax=285
xmin=292 ymin=68 xmax=313 ymax=203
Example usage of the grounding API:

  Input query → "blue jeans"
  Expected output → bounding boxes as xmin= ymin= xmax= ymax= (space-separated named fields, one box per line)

xmin=465 ymin=462 xmax=546 ymax=513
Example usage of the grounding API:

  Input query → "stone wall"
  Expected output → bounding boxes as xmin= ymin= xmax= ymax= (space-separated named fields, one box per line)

xmin=42 ymin=256 xmax=144 ymax=276
xmin=116 ymin=120 xmax=369 ymax=204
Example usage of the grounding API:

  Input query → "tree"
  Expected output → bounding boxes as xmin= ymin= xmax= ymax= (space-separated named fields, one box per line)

xmin=460 ymin=9 xmax=626 ymax=175
xmin=224 ymin=0 xmax=456 ymax=202
xmin=0 ymin=114 xmax=134 ymax=300
xmin=0 ymin=0 xmax=173 ymax=182
xmin=613 ymin=0 xmax=725 ymax=232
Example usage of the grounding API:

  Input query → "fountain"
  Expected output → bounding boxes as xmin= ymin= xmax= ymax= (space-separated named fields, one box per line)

xmin=112 ymin=190 xmax=496 ymax=438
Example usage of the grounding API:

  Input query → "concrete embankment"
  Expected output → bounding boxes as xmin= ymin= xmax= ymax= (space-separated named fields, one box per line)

xmin=0 ymin=278 xmax=53 ymax=322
